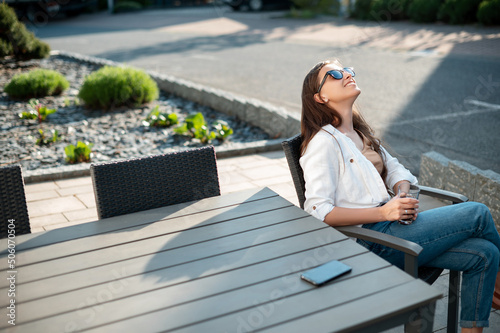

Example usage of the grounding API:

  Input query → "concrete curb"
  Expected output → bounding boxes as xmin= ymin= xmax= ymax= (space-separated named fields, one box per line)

xmin=420 ymin=151 xmax=500 ymax=230
xmin=22 ymin=51 xmax=300 ymax=183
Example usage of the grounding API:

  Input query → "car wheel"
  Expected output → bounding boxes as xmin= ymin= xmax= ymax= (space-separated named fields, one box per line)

xmin=248 ymin=0 xmax=263 ymax=11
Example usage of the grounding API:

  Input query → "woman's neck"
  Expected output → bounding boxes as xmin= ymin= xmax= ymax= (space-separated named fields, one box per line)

xmin=336 ymin=121 xmax=354 ymax=135
xmin=329 ymin=101 xmax=354 ymax=134
xmin=335 ymin=111 xmax=354 ymax=135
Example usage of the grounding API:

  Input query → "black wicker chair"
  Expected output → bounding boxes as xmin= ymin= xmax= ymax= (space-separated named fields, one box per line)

xmin=0 ymin=164 xmax=31 ymax=238
xmin=283 ymin=134 xmax=467 ymax=333
xmin=90 ymin=146 xmax=220 ymax=219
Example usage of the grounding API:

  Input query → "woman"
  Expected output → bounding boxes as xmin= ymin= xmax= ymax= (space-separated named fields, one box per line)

xmin=299 ymin=59 xmax=500 ymax=332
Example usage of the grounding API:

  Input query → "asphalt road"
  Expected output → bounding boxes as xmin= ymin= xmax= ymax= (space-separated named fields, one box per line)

xmin=28 ymin=5 xmax=500 ymax=175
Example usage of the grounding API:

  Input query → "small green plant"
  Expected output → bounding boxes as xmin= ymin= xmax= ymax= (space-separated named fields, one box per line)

xmin=35 ymin=129 xmax=61 ymax=146
xmin=143 ymin=105 xmax=179 ymax=127
xmin=477 ymin=0 xmax=500 ymax=25
xmin=78 ymin=66 xmax=159 ymax=110
xmin=174 ymin=113 xmax=233 ymax=144
xmin=0 ymin=3 xmax=50 ymax=60
xmin=174 ymin=112 xmax=216 ymax=144
xmin=19 ymin=99 xmax=57 ymax=122
xmin=5 ymin=69 xmax=69 ymax=99
xmin=65 ymin=141 xmax=94 ymax=164
xmin=213 ymin=120 xmax=234 ymax=141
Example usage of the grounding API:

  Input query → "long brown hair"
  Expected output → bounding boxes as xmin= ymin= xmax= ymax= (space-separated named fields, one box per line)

xmin=300 ymin=60 xmax=387 ymax=181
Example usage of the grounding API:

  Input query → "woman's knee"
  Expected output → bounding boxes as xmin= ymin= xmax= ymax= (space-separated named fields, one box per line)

xmin=461 ymin=202 xmax=494 ymax=227
xmin=466 ymin=202 xmax=491 ymax=218
xmin=458 ymin=239 xmax=500 ymax=273
xmin=476 ymin=240 xmax=500 ymax=271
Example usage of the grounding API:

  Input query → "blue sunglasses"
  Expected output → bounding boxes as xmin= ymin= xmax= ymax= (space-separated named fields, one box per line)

xmin=317 ymin=67 xmax=355 ymax=93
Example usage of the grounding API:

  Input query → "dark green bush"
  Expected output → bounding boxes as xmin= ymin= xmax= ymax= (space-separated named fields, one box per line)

xmin=78 ymin=66 xmax=159 ymax=110
xmin=4 ymin=69 xmax=69 ymax=99
xmin=0 ymin=3 xmax=50 ymax=60
xmin=438 ymin=0 xmax=482 ymax=24
xmin=113 ymin=1 xmax=143 ymax=13
xmin=477 ymin=0 xmax=500 ymax=25
xmin=408 ymin=0 xmax=442 ymax=23
xmin=350 ymin=0 xmax=373 ymax=20
xmin=370 ymin=0 xmax=411 ymax=21
xmin=0 ymin=38 xmax=13 ymax=57
xmin=292 ymin=0 xmax=340 ymax=16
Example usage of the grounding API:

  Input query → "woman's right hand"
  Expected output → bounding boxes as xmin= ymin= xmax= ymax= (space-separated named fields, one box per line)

xmin=379 ymin=196 xmax=419 ymax=222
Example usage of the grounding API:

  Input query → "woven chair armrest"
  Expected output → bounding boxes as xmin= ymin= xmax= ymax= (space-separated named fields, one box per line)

xmin=336 ymin=226 xmax=423 ymax=257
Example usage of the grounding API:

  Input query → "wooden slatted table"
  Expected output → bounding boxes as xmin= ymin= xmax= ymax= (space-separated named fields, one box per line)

xmin=0 ymin=187 xmax=441 ymax=332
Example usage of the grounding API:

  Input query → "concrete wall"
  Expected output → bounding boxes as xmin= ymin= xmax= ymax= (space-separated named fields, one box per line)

xmin=420 ymin=151 xmax=500 ymax=231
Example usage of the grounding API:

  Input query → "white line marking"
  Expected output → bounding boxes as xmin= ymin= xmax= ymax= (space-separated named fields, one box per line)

xmin=466 ymin=99 xmax=500 ymax=110
xmin=396 ymin=100 xmax=500 ymax=125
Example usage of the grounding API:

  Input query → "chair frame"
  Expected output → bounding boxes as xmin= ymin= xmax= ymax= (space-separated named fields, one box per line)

xmin=282 ymin=134 xmax=467 ymax=333
xmin=90 ymin=146 xmax=220 ymax=219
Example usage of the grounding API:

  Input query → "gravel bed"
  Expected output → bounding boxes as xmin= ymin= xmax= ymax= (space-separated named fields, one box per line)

xmin=0 ymin=55 xmax=270 ymax=172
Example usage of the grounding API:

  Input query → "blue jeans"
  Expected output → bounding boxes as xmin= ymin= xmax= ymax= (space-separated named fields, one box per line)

xmin=356 ymin=202 xmax=500 ymax=328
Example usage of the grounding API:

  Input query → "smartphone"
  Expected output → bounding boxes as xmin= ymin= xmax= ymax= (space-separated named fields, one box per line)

xmin=300 ymin=260 xmax=352 ymax=286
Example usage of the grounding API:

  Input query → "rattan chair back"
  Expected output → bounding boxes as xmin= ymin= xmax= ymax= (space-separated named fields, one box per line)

xmin=91 ymin=146 xmax=220 ymax=219
xmin=0 ymin=164 xmax=31 ymax=238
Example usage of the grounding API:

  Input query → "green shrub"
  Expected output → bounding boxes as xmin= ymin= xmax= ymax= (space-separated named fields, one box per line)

xmin=113 ymin=1 xmax=143 ymax=13
xmin=438 ymin=0 xmax=482 ymax=24
xmin=65 ymin=141 xmax=93 ymax=164
xmin=4 ymin=69 xmax=69 ymax=99
xmin=287 ymin=7 xmax=317 ymax=19
xmin=477 ymin=0 xmax=500 ymax=25
xmin=291 ymin=0 xmax=340 ymax=16
xmin=78 ymin=66 xmax=159 ymax=110
xmin=0 ymin=38 xmax=13 ymax=57
xmin=408 ymin=0 xmax=442 ymax=23
xmin=350 ymin=0 xmax=373 ymax=20
xmin=370 ymin=0 xmax=411 ymax=21
xmin=0 ymin=3 xmax=50 ymax=60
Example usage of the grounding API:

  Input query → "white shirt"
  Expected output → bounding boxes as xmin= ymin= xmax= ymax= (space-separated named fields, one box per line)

xmin=299 ymin=124 xmax=418 ymax=222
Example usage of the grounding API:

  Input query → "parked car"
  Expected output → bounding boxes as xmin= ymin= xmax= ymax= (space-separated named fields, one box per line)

xmin=6 ymin=0 xmax=97 ymax=23
xmin=223 ymin=0 xmax=291 ymax=11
